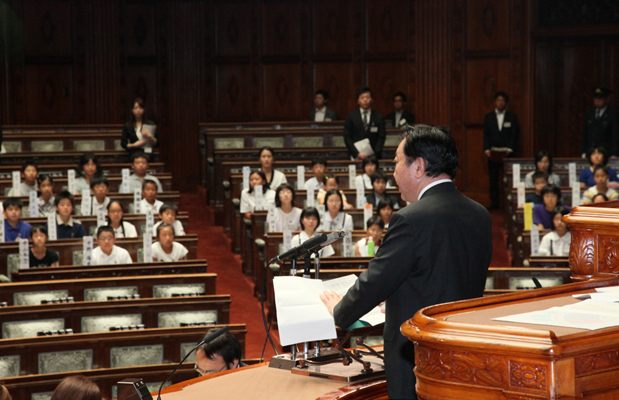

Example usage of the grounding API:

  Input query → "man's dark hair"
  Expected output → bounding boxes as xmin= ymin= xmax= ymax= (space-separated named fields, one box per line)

xmin=494 ymin=91 xmax=510 ymax=103
xmin=96 ymin=225 xmax=115 ymax=238
xmin=587 ymin=146 xmax=609 ymax=166
xmin=131 ymin=151 xmax=149 ymax=164
xmin=55 ymin=190 xmax=75 ymax=208
xmin=274 ymin=183 xmax=296 ymax=208
xmin=299 ymin=207 xmax=321 ymax=231
xmin=315 ymin=89 xmax=329 ymax=101
xmin=311 ymin=158 xmax=327 ymax=168
xmin=370 ymin=171 xmax=387 ymax=185
xmin=90 ymin=176 xmax=109 ymax=189
xmin=200 ymin=329 xmax=242 ymax=368
xmin=362 ymin=155 xmax=378 ymax=170
xmin=3 ymin=197 xmax=23 ymax=210
xmin=534 ymin=150 xmax=553 ymax=174
xmin=357 ymin=87 xmax=373 ymax=98
xmin=401 ymin=124 xmax=458 ymax=179
xmin=531 ymin=171 xmax=549 ymax=183
xmin=366 ymin=215 xmax=385 ymax=230
xmin=393 ymin=92 xmax=407 ymax=103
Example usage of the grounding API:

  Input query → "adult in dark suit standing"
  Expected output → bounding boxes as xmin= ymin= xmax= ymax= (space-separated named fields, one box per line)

xmin=385 ymin=92 xmax=415 ymax=128
xmin=581 ymin=86 xmax=619 ymax=157
xmin=483 ymin=91 xmax=519 ymax=209
xmin=343 ymin=87 xmax=386 ymax=160
xmin=321 ymin=125 xmax=493 ymax=400
xmin=309 ymin=90 xmax=338 ymax=122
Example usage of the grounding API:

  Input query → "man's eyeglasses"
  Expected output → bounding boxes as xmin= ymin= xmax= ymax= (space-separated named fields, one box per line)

xmin=194 ymin=363 xmax=226 ymax=376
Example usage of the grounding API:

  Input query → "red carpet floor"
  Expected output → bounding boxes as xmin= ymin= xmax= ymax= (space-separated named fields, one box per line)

xmin=488 ymin=209 xmax=511 ymax=268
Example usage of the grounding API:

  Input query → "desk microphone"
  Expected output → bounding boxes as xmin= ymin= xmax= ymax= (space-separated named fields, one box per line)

xmin=156 ymin=325 xmax=229 ymax=400
xmin=268 ymin=231 xmax=346 ymax=265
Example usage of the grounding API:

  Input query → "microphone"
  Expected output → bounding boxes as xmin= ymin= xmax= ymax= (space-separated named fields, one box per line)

xmin=156 ymin=325 xmax=229 ymax=400
xmin=269 ymin=233 xmax=328 ymax=264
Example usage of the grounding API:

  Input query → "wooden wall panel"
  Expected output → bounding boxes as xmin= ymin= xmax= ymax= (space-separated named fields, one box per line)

xmin=262 ymin=64 xmax=301 ymax=120
xmin=366 ymin=0 xmax=408 ymax=54
xmin=25 ymin=65 xmax=73 ymax=123
xmin=124 ymin=3 xmax=157 ymax=57
xmin=125 ymin=65 xmax=158 ymax=118
xmin=466 ymin=0 xmax=509 ymax=51
xmin=367 ymin=61 xmax=409 ymax=116
xmin=23 ymin=0 xmax=72 ymax=57
xmin=313 ymin=62 xmax=355 ymax=119
xmin=312 ymin=0 xmax=352 ymax=55
xmin=465 ymin=58 xmax=510 ymax=124
xmin=216 ymin=64 xmax=252 ymax=121
xmin=261 ymin=1 xmax=301 ymax=56
xmin=215 ymin=2 xmax=252 ymax=56
xmin=464 ymin=127 xmax=489 ymax=204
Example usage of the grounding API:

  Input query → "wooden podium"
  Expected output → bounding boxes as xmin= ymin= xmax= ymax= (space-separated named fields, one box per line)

xmin=403 ymin=201 xmax=619 ymax=399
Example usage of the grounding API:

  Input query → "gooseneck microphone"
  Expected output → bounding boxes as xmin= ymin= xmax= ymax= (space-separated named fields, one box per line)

xmin=268 ymin=233 xmax=328 ymax=264
xmin=156 ymin=325 xmax=230 ymax=400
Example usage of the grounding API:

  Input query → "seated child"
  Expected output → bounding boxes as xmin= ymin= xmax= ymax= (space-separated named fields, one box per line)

xmin=140 ymin=179 xmax=163 ymax=214
xmin=365 ymin=171 xmax=399 ymax=209
xmin=304 ymin=158 xmax=327 ymax=190
xmin=91 ymin=226 xmax=133 ymax=265
xmin=582 ymin=165 xmax=619 ymax=204
xmin=129 ymin=152 xmax=163 ymax=192
xmin=89 ymin=177 xmax=111 ymax=215
xmin=3 ymin=197 xmax=32 ymax=241
xmin=50 ymin=190 xmax=85 ymax=239
xmin=291 ymin=208 xmax=334 ymax=258
xmin=525 ymin=171 xmax=548 ymax=205
xmin=319 ymin=189 xmax=354 ymax=232
xmin=538 ymin=207 xmax=571 ymax=256
xmin=533 ymin=185 xmax=569 ymax=230
xmin=317 ymin=176 xmax=353 ymax=208
xmin=152 ymin=223 xmax=189 ymax=262
xmin=153 ymin=203 xmax=186 ymax=237
xmin=29 ymin=226 xmax=59 ymax=267
xmin=74 ymin=154 xmax=102 ymax=194
xmin=355 ymin=216 xmax=384 ymax=257
xmin=8 ymin=161 xmax=38 ymax=196
xmin=240 ymin=170 xmax=276 ymax=219
xmin=354 ymin=155 xmax=378 ymax=190
xmin=106 ymin=201 xmax=138 ymax=238
xmin=592 ymin=193 xmax=609 ymax=203
xmin=376 ymin=199 xmax=394 ymax=230
xmin=268 ymin=183 xmax=302 ymax=232
xmin=37 ymin=174 xmax=56 ymax=216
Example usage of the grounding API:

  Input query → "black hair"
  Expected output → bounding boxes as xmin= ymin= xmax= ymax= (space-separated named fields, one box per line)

xmin=401 ymin=124 xmax=458 ymax=179
xmin=315 ymin=89 xmax=329 ymax=100
xmin=531 ymin=171 xmax=549 ymax=183
xmin=311 ymin=158 xmax=327 ymax=168
xmin=21 ymin=160 xmax=38 ymax=174
xmin=366 ymin=215 xmax=385 ymax=230
xmin=2 ymin=197 xmax=22 ymax=210
xmin=274 ymin=183 xmax=295 ymax=208
xmin=199 ymin=329 xmax=242 ymax=368
xmin=30 ymin=226 xmax=48 ymax=238
xmin=592 ymin=193 xmax=609 ymax=203
xmin=142 ymin=178 xmax=158 ymax=191
xmin=156 ymin=222 xmax=175 ymax=238
xmin=299 ymin=207 xmax=321 ymax=231
xmin=54 ymin=190 xmax=75 ymax=208
xmin=549 ymin=207 xmax=569 ymax=232
xmin=370 ymin=171 xmax=387 ymax=185
xmin=376 ymin=198 xmax=393 ymax=215
xmin=96 ymin=225 xmax=115 ymax=238
xmin=248 ymin=170 xmax=269 ymax=194
xmin=37 ymin=174 xmax=54 ymax=186
xmin=587 ymin=146 xmax=609 ymax=166
xmin=258 ymin=146 xmax=274 ymax=160
xmin=106 ymin=201 xmax=126 ymax=237
xmin=593 ymin=165 xmax=610 ymax=177
xmin=89 ymin=176 xmax=109 ymax=190
xmin=362 ymin=155 xmax=379 ymax=171
xmin=129 ymin=97 xmax=146 ymax=127
xmin=541 ymin=184 xmax=562 ymax=203
xmin=494 ymin=91 xmax=510 ymax=103
xmin=131 ymin=151 xmax=149 ymax=164
xmin=324 ymin=189 xmax=344 ymax=212
xmin=534 ymin=150 xmax=553 ymax=174
xmin=393 ymin=92 xmax=407 ymax=103
xmin=357 ymin=87 xmax=373 ymax=99
xmin=77 ymin=153 xmax=102 ymax=178
xmin=159 ymin=203 xmax=178 ymax=216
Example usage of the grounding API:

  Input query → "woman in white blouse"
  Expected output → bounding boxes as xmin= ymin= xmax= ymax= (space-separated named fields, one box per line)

xmin=538 ymin=207 xmax=571 ymax=256
xmin=240 ymin=170 xmax=276 ymax=219
xmin=291 ymin=208 xmax=334 ymax=258
xmin=106 ymin=201 xmax=138 ymax=238
xmin=319 ymin=189 xmax=354 ymax=232
xmin=259 ymin=146 xmax=288 ymax=191
xmin=269 ymin=183 xmax=302 ymax=232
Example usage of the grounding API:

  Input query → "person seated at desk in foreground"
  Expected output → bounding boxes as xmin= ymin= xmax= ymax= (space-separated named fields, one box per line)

xmin=385 ymin=91 xmax=415 ymax=127
xmin=3 ymin=197 xmax=31 ymax=241
xmin=106 ymin=201 xmax=138 ymax=238
xmin=304 ymin=158 xmax=328 ymax=190
xmin=140 ymin=179 xmax=163 ymax=214
xmin=579 ymin=146 xmax=618 ymax=189
xmin=240 ymin=170 xmax=276 ymax=219
xmin=194 ymin=328 xmax=246 ymax=377
xmin=355 ymin=216 xmax=384 ymax=257
xmin=538 ymin=207 xmax=571 ymax=257
xmin=343 ymin=87 xmax=386 ymax=160
xmin=8 ymin=161 xmax=38 ymax=196
xmin=582 ymin=165 xmax=619 ymax=204
xmin=153 ymin=203 xmax=186 ymax=237
xmin=29 ymin=226 xmax=59 ymax=267
xmin=524 ymin=150 xmax=561 ymax=188
xmin=91 ymin=226 xmax=133 ymax=265
xmin=129 ymin=151 xmax=163 ymax=193
xmin=49 ymin=191 xmax=85 ymax=239
xmin=533 ymin=185 xmax=570 ymax=230
xmin=152 ymin=223 xmax=188 ymax=262
xmin=309 ymin=89 xmax=338 ymax=122
xmin=291 ymin=207 xmax=334 ymax=258
xmin=525 ymin=172 xmax=548 ymax=205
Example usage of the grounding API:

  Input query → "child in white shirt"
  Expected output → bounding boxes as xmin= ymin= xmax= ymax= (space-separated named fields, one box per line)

xmin=89 ymin=177 xmax=111 ymax=216
xmin=240 ymin=170 xmax=276 ymax=219
xmin=304 ymin=158 xmax=327 ymax=190
xmin=538 ymin=207 xmax=571 ymax=256
xmin=152 ymin=223 xmax=189 ymax=262
xmin=291 ymin=208 xmax=334 ymax=258
xmin=106 ymin=201 xmax=138 ymax=238
xmin=268 ymin=183 xmax=302 ymax=232
xmin=319 ymin=189 xmax=354 ymax=232
xmin=153 ymin=203 xmax=186 ymax=237
xmin=91 ymin=226 xmax=133 ymax=265
xmin=139 ymin=179 xmax=163 ymax=214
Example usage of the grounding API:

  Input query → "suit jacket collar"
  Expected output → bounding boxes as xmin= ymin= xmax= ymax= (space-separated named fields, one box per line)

xmin=419 ymin=180 xmax=455 ymax=200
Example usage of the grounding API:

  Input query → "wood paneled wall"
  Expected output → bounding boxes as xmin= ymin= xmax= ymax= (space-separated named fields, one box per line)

xmin=0 ymin=0 xmax=616 ymax=199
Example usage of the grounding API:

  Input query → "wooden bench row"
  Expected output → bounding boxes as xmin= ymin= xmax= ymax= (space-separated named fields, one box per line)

xmin=0 ymin=150 xmax=158 ymax=166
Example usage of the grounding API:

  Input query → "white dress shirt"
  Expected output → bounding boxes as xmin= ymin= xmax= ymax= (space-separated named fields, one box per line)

xmin=495 ymin=109 xmax=505 ymax=131
xmin=418 ymin=179 xmax=452 ymax=201
xmin=91 ymin=245 xmax=133 ymax=265
xmin=538 ymin=231 xmax=571 ymax=256
xmin=111 ymin=221 xmax=138 ymax=238
xmin=139 ymin=198 xmax=163 ymax=214
xmin=240 ymin=189 xmax=276 ymax=214
xmin=314 ymin=107 xmax=326 ymax=122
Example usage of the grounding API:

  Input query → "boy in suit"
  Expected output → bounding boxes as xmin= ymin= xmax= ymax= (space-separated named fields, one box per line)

xmin=581 ymin=86 xmax=619 ymax=157
xmin=386 ymin=92 xmax=415 ymax=127
xmin=343 ymin=87 xmax=386 ymax=160
xmin=309 ymin=90 xmax=338 ymax=122
xmin=483 ymin=91 xmax=519 ymax=209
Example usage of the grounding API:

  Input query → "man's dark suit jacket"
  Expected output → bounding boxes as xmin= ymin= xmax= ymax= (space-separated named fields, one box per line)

xmin=309 ymin=107 xmax=338 ymax=121
xmin=385 ymin=110 xmax=415 ymax=127
xmin=483 ymin=111 xmax=518 ymax=152
xmin=333 ymin=182 xmax=493 ymax=399
xmin=343 ymin=109 xmax=386 ymax=159
xmin=581 ymin=107 xmax=619 ymax=155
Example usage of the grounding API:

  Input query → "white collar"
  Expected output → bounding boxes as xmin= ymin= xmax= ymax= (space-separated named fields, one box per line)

xmin=315 ymin=107 xmax=325 ymax=113
xmin=495 ymin=109 xmax=505 ymax=115
xmin=360 ymin=108 xmax=371 ymax=115
xmin=418 ymin=179 xmax=452 ymax=201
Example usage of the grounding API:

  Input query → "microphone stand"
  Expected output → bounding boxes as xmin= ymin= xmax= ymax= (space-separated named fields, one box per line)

xmin=290 ymin=257 xmax=298 ymax=362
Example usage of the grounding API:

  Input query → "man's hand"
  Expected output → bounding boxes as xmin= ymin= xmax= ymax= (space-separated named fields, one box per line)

xmin=357 ymin=153 xmax=367 ymax=160
xmin=320 ymin=291 xmax=343 ymax=316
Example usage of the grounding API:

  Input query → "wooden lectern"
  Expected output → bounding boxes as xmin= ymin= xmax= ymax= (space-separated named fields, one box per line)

xmin=404 ymin=201 xmax=619 ymax=399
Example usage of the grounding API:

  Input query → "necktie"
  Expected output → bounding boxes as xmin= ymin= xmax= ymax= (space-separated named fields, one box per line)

xmin=596 ymin=109 xmax=601 ymax=119
xmin=363 ymin=111 xmax=368 ymax=131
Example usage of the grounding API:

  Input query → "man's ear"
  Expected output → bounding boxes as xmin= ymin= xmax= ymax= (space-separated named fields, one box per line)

xmin=229 ymin=359 xmax=240 ymax=369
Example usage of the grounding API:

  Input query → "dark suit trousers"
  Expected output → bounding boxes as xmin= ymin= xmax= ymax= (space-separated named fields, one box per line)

xmin=488 ymin=158 xmax=502 ymax=207
xmin=384 ymin=332 xmax=418 ymax=399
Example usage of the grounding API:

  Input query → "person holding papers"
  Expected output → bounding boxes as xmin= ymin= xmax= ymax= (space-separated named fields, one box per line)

xmin=291 ymin=208 xmax=334 ymax=258
xmin=321 ymin=125 xmax=492 ymax=400
xmin=240 ymin=170 xmax=276 ymax=219
xmin=319 ymin=189 xmax=354 ymax=232
xmin=343 ymin=87 xmax=386 ymax=160
xmin=91 ymin=226 xmax=133 ymax=265
xmin=538 ymin=207 xmax=571 ymax=256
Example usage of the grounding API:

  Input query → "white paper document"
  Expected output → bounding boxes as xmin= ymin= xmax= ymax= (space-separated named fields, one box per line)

xmin=322 ymin=275 xmax=385 ymax=326
xmin=354 ymin=139 xmax=374 ymax=156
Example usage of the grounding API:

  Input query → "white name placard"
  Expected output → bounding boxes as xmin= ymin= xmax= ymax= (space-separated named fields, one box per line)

xmin=283 ymin=229 xmax=292 ymax=252
xmin=297 ymin=166 xmax=305 ymax=190
xmin=134 ymin=189 xmax=142 ymax=214
xmin=145 ymin=209 xmax=155 ymax=236
xmin=364 ymin=203 xmax=373 ymax=229
xmin=19 ymin=238 xmax=29 ymax=269
xmin=67 ymin=170 xmax=76 ymax=194
xmin=343 ymin=231 xmax=353 ymax=257
xmin=242 ymin=166 xmax=250 ymax=192
xmin=356 ymin=184 xmax=366 ymax=209
xmin=83 ymin=236 xmax=94 ymax=266
xmin=12 ymin=171 xmax=20 ymax=196
xmin=97 ymin=210 xmax=106 ymax=228
xmin=348 ymin=165 xmax=356 ymax=189
xmin=569 ymin=163 xmax=576 ymax=187
xmin=81 ymin=189 xmax=92 ymax=216
xmin=306 ymin=187 xmax=315 ymax=208
xmin=29 ymin=191 xmax=38 ymax=217
xmin=512 ymin=164 xmax=521 ymax=188
xmin=530 ymin=225 xmax=540 ymax=256
xmin=47 ymin=212 xmax=57 ymax=241
xmin=254 ymin=185 xmax=264 ymax=211
xmin=121 ymin=168 xmax=131 ymax=194
xmin=143 ymin=233 xmax=153 ymax=263
xmin=517 ymin=182 xmax=525 ymax=208
xmin=572 ymin=184 xmax=581 ymax=208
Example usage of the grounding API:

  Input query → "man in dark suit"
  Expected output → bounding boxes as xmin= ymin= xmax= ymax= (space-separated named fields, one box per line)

xmin=581 ymin=86 xmax=619 ymax=157
xmin=386 ymin=92 xmax=415 ymax=127
xmin=321 ymin=125 xmax=493 ymax=400
xmin=343 ymin=87 xmax=386 ymax=160
xmin=483 ymin=91 xmax=519 ymax=209
xmin=309 ymin=90 xmax=338 ymax=122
